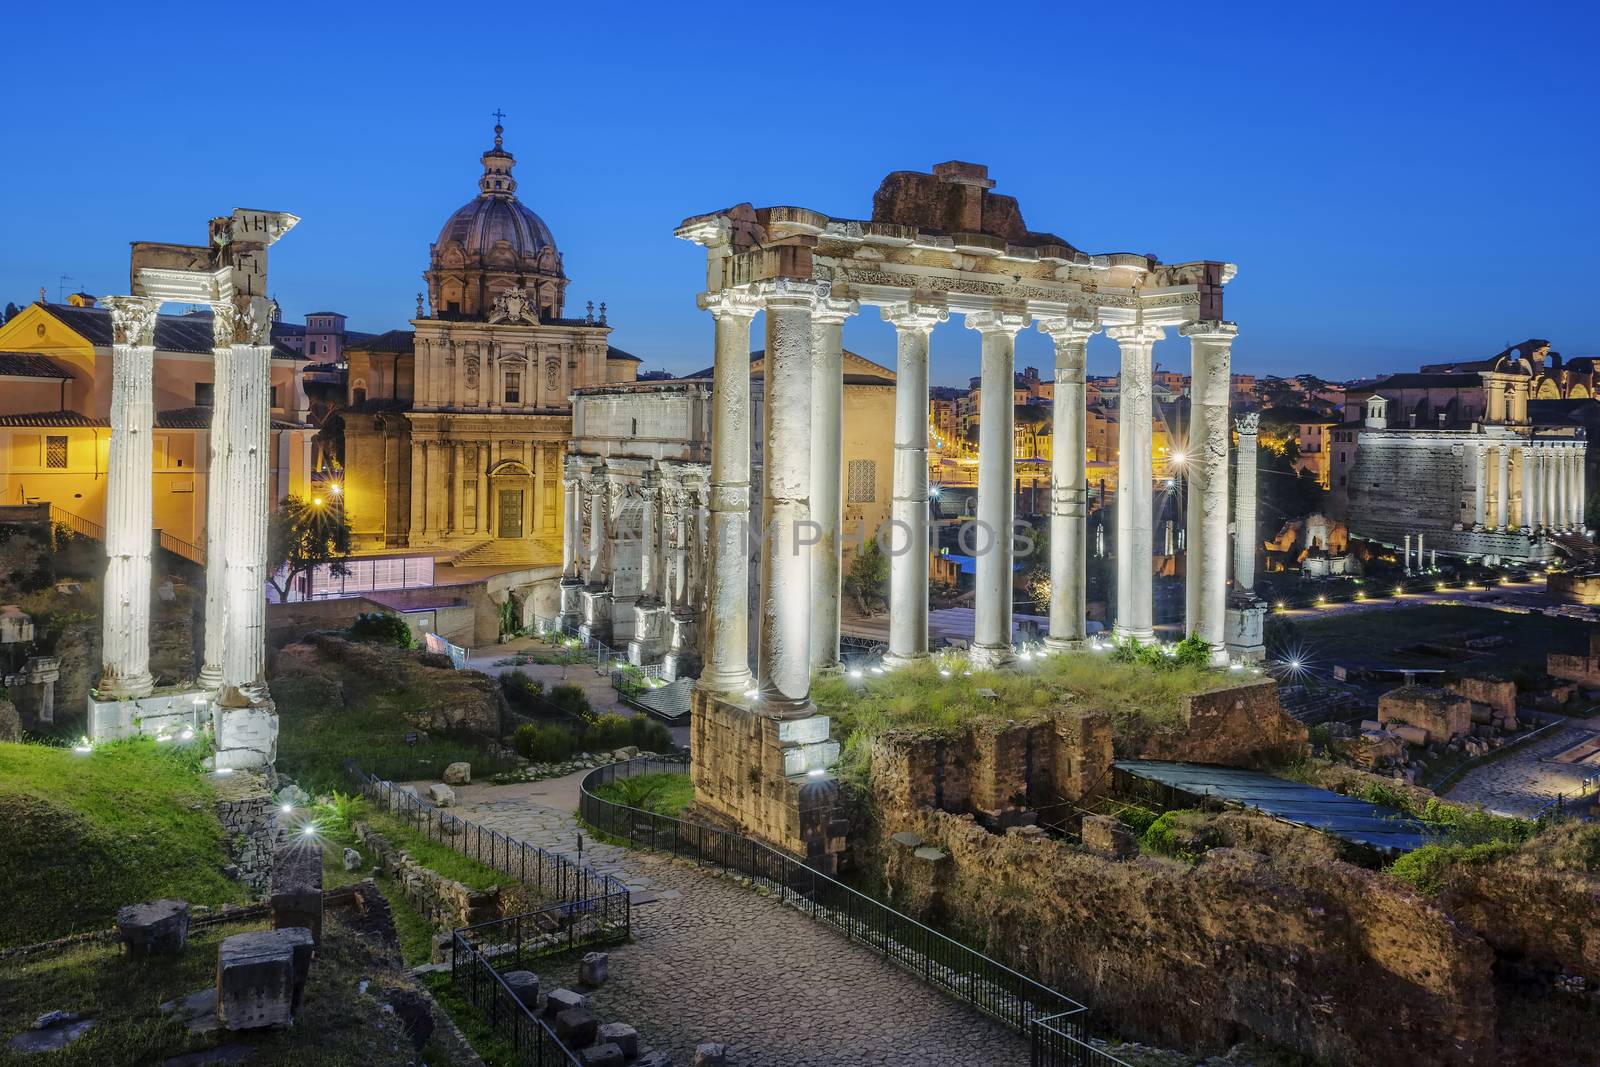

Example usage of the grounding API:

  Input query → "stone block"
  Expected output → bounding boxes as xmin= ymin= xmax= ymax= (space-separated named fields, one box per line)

xmin=578 ymin=1043 xmax=625 ymax=1067
xmin=543 ymin=987 xmax=585 ymax=1019
xmin=596 ymin=1022 xmax=638 ymax=1058
xmin=428 ymin=783 xmax=456 ymax=807
xmin=217 ymin=929 xmax=313 ymax=1030
xmin=554 ymin=1007 xmax=599 ymax=1046
xmin=270 ymin=843 xmax=324 ymax=944
xmin=890 ymin=830 xmax=923 ymax=849
xmin=578 ymin=951 xmax=609 ymax=987
xmin=343 ymin=847 xmax=362 ymax=871
xmin=213 ymin=704 xmax=279 ymax=771
xmin=695 ymin=1041 xmax=728 ymax=1066
xmin=1080 ymin=815 xmax=1138 ymax=860
xmin=443 ymin=761 xmax=472 ymax=785
xmin=5 ymin=1012 xmax=94 ymax=1054
xmin=117 ymin=899 xmax=190 ymax=957
xmin=502 ymin=970 xmax=539 ymax=1009
xmin=776 ymin=714 xmax=830 ymax=745
xmin=1379 ymin=686 xmax=1473 ymax=744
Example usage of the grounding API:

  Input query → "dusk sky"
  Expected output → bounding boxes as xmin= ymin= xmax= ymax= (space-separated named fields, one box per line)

xmin=2 ymin=1 xmax=1594 ymax=387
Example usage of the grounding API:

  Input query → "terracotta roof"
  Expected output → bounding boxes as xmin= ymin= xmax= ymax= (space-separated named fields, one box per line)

xmin=39 ymin=303 xmax=307 ymax=360
xmin=154 ymin=406 xmax=309 ymax=431
xmin=347 ymin=329 xmax=415 ymax=355
xmin=0 ymin=353 xmax=72 ymax=379
xmin=0 ymin=410 xmax=107 ymax=427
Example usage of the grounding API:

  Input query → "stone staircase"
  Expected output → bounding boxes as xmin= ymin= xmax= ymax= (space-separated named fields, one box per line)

xmin=449 ymin=537 xmax=561 ymax=567
xmin=1550 ymin=532 xmax=1599 ymax=567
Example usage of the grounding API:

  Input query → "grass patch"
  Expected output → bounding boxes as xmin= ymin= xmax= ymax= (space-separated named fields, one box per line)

xmin=275 ymin=685 xmax=509 ymax=796
xmin=358 ymin=808 xmax=516 ymax=894
xmin=0 ymin=739 xmax=247 ymax=948
xmin=421 ymin=971 xmax=522 ymax=1066
xmin=593 ymin=772 xmax=694 ymax=816
xmin=815 ymin=652 xmax=1219 ymax=747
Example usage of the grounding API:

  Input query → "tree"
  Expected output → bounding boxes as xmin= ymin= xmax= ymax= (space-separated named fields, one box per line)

xmin=1 ymin=303 xmax=20 ymax=324
xmin=267 ymin=494 xmax=352 ymax=600
xmin=846 ymin=534 xmax=890 ymax=615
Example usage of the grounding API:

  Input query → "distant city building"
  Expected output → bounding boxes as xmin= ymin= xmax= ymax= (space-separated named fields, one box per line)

xmin=1328 ymin=340 xmax=1589 ymax=563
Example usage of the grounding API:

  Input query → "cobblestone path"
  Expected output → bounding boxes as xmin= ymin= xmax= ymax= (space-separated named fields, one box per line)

xmin=1443 ymin=715 xmax=1600 ymax=816
xmin=460 ymin=792 xmax=1031 ymax=1065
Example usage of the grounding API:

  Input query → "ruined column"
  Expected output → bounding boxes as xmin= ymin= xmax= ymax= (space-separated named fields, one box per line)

xmin=698 ymin=289 xmax=761 ymax=695
xmin=756 ymin=279 xmax=820 ymax=714
xmin=98 ymin=296 xmax=162 ymax=699
xmin=218 ymin=298 xmax=275 ymax=712
xmin=1473 ymin=444 xmax=1489 ymax=530
xmin=199 ymin=308 xmax=235 ymax=690
xmin=1106 ymin=324 xmax=1164 ymax=644
xmin=1495 ymin=444 xmax=1511 ymax=530
xmin=1225 ymin=412 xmax=1266 ymax=662
xmin=639 ymin=475 xmax=659 ymax=602
xmin=882 ymin=301 xmax=947 ymax=667
xmin=1038 ymin=316 xmax=1096 ymax=652
xmin=808 ymin=296 xmax=857 ymax=669
xmin=966 ymin=308 xmax=1029 ymax=669
xmin=1181 ymin=322 xmax=1235 ymax=664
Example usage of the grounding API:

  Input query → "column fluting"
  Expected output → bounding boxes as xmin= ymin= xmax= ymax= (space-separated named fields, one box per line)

xmin=1038 ymin=316 xmax=1096 ymax=651
xmin=1106 ymin=324 xmax=1165 ymax=644
xmin=966 ymin=309 xmax=1030 ymax=669
xmin=808 ymin=296 xmax=857 ymax=669
xmin=883 ymin=301 xmax=947 ymax=667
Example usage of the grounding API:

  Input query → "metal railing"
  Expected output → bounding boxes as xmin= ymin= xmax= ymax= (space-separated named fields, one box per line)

xmin=345 ymin=762 xmax=630 ymax=908
xmin=579 ymin=756 xmax=1130 ymax=1066
xmin=449 ymin=930 xmax=585 ymax=1066
xmin=531 ymin=614 xmax=666 ymax=683
xmin=1029 ymin=1013 xmax=1135 ymax=1067
xmin=48 ymin=504 xmax=104 ymax=541
xmin=157 ymin=529 xmax=206 ymax=564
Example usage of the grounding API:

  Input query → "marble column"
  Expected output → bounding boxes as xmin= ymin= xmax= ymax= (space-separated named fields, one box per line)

xmin=586 ymin=474 xmax=610 ymax=585
xmin=809 ymin=296 xmax=857 ymax=669
xmin=98 ymin=296 xmax=161 ymax=699
xmin=1570 ymin=448 xmax=1585 ymax=528
xmin=1473 ymin=445 xmax=1489 ymax=529
xmin=1579 ymin=446 xmax=1589 ymax=531
xmin=966 ymin=308 xmax=1029 ymax=669
xmin=1181 ymin=322 xmax=1236 ymax=664
xmin=1496 ymin=444 xmax=1511 ymax=530
xmin=1233 ymin=414 xmax=1260 ymax=593
xmin=883 ymin=301 xmax=947 ymax=667
xmin=1038 ymin=316 xmax=1096 ymax=651
xmin=756 ymin=279 xmax=820 ymax=714
xmin=1106 ymin=324 xmax=1164 ymax=644
xmin=561 ymin=473 xmax=580 ymax=577
xmin=640 ymin=477 xmax=659 ymax=602
xmin=698 ymin=289 xmax=761 ymax=694
xmin=220 ymin=298 xmax=274 ymax=710
xmin=199 ymin=309 xmax=234 ymax=690
xmin=1550 ymin=448 xmax=1566 ymax=531
xmin=1520 ymin=445 xmax=1535 ymax=530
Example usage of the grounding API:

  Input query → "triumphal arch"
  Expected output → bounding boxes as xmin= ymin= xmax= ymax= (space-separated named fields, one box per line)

xmin=677 ymin=161 xmax=1245 ymax=869
xmin=88 ymin=208 xmax=297 ymax=770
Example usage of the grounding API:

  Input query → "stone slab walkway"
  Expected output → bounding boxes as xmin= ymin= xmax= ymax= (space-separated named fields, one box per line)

xmin=452 ymin=781 xmax=1031 ymax=1064
xmin=1443 ymin=715 xmax=1600 ymax=817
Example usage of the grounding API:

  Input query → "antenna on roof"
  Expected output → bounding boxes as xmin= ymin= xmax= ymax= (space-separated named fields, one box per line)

xmin=57 ymin=275 xmax=75 ymax=303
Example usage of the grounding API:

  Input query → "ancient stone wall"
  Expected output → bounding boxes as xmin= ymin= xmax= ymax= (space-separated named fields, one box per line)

xmin=355 ymin=822 xmax=502 ymax=930
xmin=1129 ymin=678 xmax=1307 ymax=767
xmin=688 ymin=689 xmax=847 ymax=870
xmin=1379 ymin=686 xmax=1473 ymax=744
xmin=215 ymin=770 xmax=284 ymax=894
xmin=1449 ymin=676 xmax=1517 ymax=719
xmin=1549 ymin=631 xmax=1600 ymax=688
xmin=1547 ymin=571 xmax=1600 ymax=606
xmin=865 ymin=807 xmax=1497 ymax=1067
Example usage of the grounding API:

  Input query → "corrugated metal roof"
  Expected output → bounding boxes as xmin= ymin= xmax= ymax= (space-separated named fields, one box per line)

xmin=1113 ymin=759 xmax=1441 ymax=853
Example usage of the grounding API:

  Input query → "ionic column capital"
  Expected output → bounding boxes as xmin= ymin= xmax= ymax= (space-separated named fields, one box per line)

xmin=1104 ymin=323 xmax=1166 ymax=346
xmin=1036 ymin=316 xmax=1099 ymax=343
xmin=698 ymin=288 xmax=762 ymax=321
xmin=811 ymin=295 xmax=859 ymax=326
xmin=881 ymin=301 xmax=949 ymax=335
xmin=963 ymin=308 xmax=1030 ymax=336
xmin=1179 ymin=320 xmax=1239 ymax=345
xmin=104 ymin=296 xmax=162 ymax=347
xmin=750 ymin=277 xmax=826 ymax=310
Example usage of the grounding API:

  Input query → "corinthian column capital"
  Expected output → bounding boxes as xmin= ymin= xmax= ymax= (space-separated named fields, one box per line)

xmin=104 ymin=296 xmax=162 ymax=346
xmin=1235 ymin=411 xmax=1261 ymax=437
xmin=812 ymin=294 xmax=859 ymax=326
xmin=1180 ymin=319 xmax=1240 ymax=345
xmin=1036 ymin=315 xmax=1099 ymax=345
xmin=698 ymin=287 xmax=763 ymax=321
xmin=881 ymin=301 xmax=949 ymax=335
xmin=963 ymin=308 xmax=1030 ymax=336
xmin=751 ymin=276 xmax=825 ymax=310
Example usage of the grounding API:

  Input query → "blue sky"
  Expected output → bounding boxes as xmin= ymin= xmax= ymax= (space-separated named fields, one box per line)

xmin=2 ymin=1 xmax=1594 ymax=387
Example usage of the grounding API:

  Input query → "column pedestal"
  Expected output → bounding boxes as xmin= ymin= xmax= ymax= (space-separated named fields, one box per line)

xmin=1224 ymin=595 xmax=1267 ymax=662
xmin=579 ymin=590 xmax=613 ymax=646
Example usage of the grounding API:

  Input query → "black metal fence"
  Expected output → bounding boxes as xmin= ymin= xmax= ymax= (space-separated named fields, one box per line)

xmin=450 ymin=923 xmax=586 ymax=1067
xmin=345 ymin=761 xmax=630 ymax=909
xmin=579 ymin=756 xmax=1131 ymax=1066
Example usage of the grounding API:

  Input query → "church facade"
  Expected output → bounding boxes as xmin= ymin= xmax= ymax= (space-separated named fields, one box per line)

xmin=341 ymin=123 xmax=639 ymax=564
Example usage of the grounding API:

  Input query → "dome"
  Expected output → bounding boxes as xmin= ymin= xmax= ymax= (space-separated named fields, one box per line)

xmin=424 ymin=121 xmax=568 ymax=322
xmin=435 ymin=195 xmax=557 ymax=262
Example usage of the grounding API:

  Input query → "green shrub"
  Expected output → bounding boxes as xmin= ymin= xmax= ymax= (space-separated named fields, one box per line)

xmin=1389 ymin=840 xmax=1519 ymax=894
xmin=1116 ymin=805 xmax=1160 ymax=836
xmin=1140 ymin=810 xmax=1209 ymax=862
xmin=347 ymin=611 xmax=414 ymax=649
xmin=500 ymin=670 xmax=545 ymax=712
xmin=1109 ymin=634 xmax=1215 ymax=672
xmin=548 ymin=683 xmax=590 ymax=718
xmin=512 ymin=723 xmax=576 ymax=763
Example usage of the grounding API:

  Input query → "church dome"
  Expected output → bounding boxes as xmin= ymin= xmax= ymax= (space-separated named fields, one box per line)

xmin=424 ymin=120 xmax=568 ymax=322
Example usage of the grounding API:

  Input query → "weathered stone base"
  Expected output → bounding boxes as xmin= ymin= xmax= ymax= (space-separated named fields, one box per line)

xmin=1224 ymin=597 xmax=1266 ymax=663
xmin=628 ymin=603 xmax=670 ymax=666
xmin=579 ymin=590 xmax=613 ymax=646
xmin=88 ymin=688 xmax=210 ymax=744
xmin=689 ymin=688 xmax=847 ymax=873
xmin=558 ymin=578 xmax=584 ymax=630
xmin=213 ymin=699 xmax=280 ymax=770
